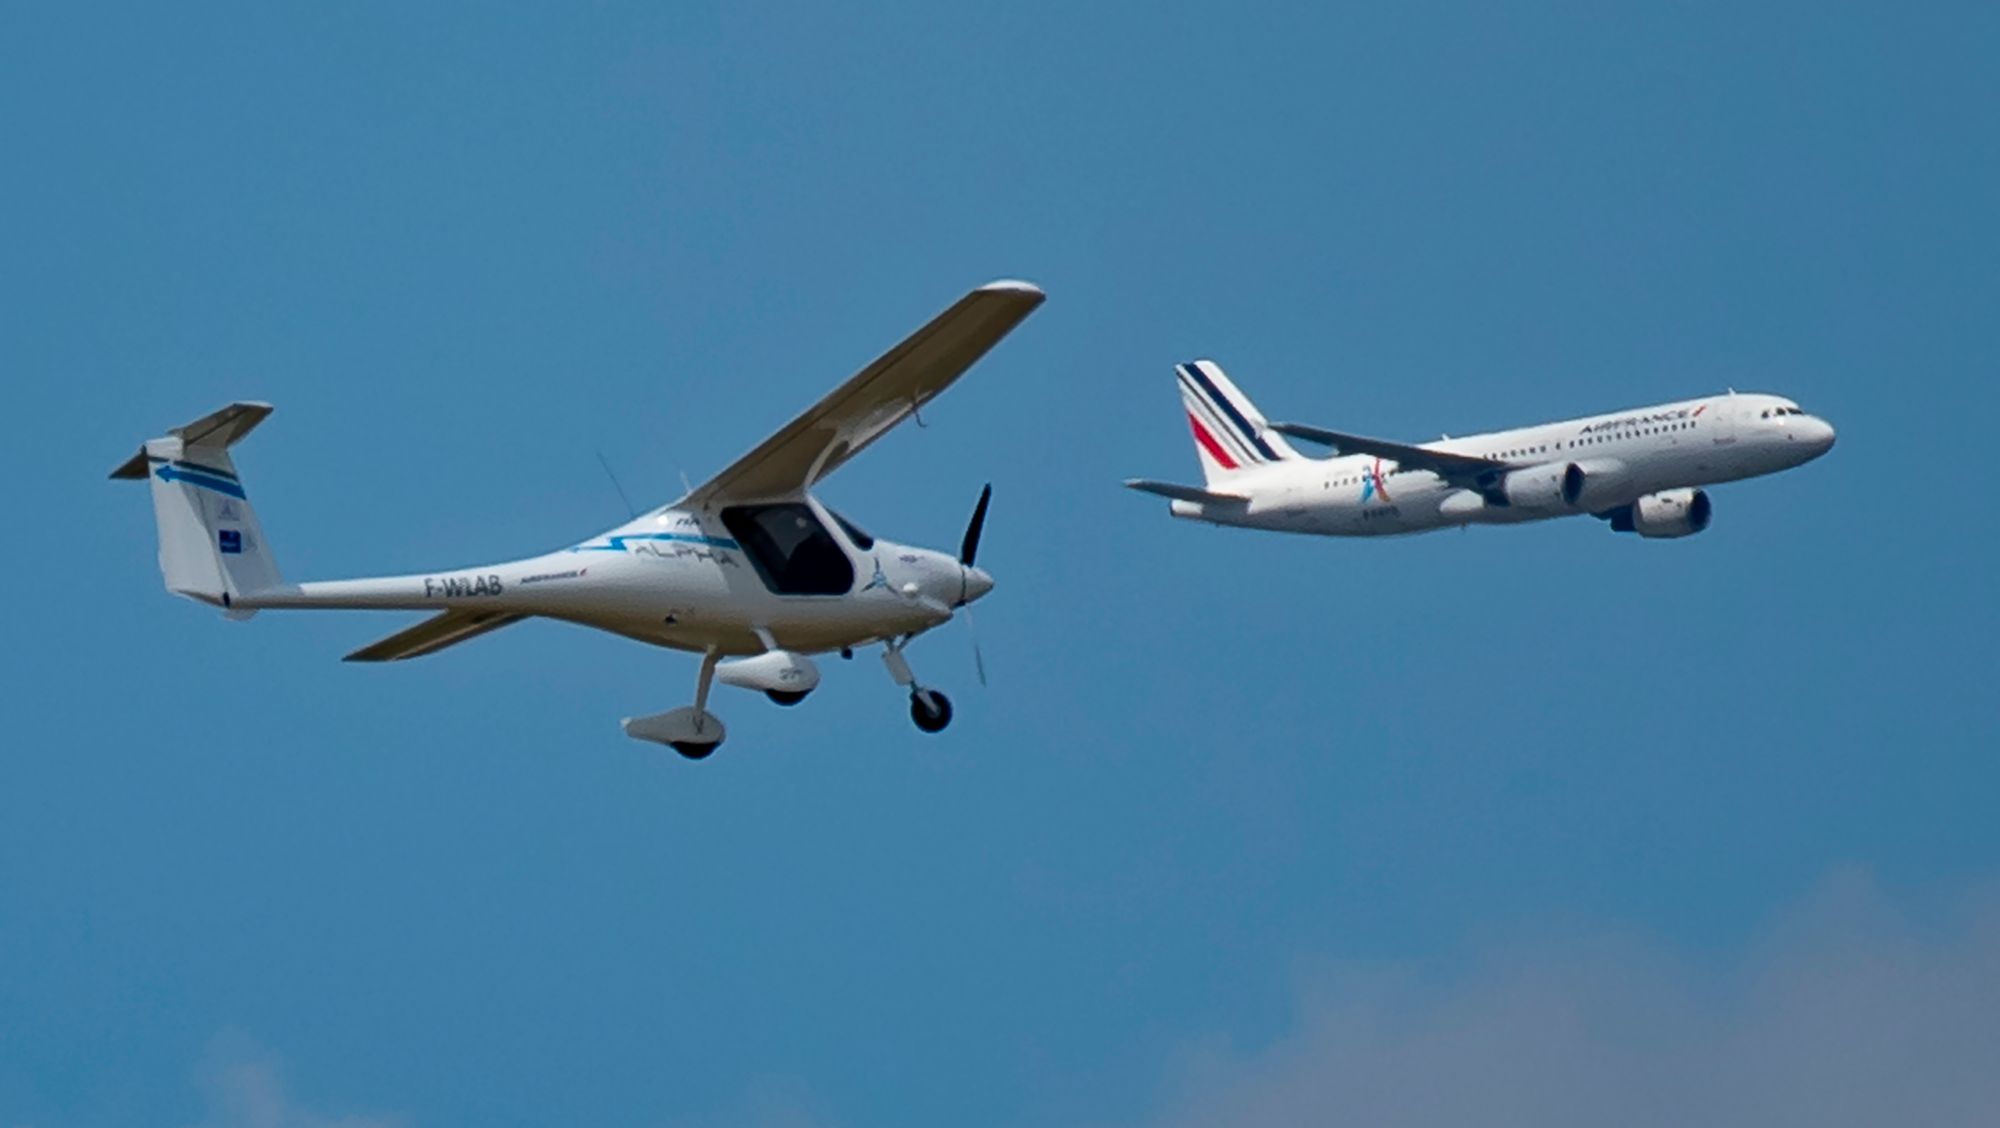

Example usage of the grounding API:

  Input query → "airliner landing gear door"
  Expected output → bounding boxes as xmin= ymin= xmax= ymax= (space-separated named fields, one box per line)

xmin=718 ymin=503 xmax=857 ymax=595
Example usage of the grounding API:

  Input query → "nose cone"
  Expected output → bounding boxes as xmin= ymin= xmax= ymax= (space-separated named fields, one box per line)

xmin=1802 ymin=417 xmax=1837 ymax=456
xmin=959 ymin=564 xmax=994 ymax=605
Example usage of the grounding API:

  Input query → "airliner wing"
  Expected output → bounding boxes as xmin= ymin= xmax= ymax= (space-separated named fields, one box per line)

xmin=344 ymin=609 xmax=529 ymax=662
xmin=680 ymin=281 xmax=1045 ymax=507
xmin=1270 ymin=422 xmax=1504 ymax=483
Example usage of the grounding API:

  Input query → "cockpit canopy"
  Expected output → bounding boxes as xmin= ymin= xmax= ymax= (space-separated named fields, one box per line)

xmin=720 ymin=503 xmax=856 ymax=595
xmin=826 ymin=509 xmax=875 ymax=550
xmin=1760 ymin=404 xmax=1807 ymax=419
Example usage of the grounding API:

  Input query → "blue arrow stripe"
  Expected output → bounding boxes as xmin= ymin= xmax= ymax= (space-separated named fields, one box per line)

xmin=571 ymin=532 xmax=741 ymax=553
xmin=147 ymin=456 xmax=240 ymax=482
xmin=155 ymin=464 xmax=247 ymax=499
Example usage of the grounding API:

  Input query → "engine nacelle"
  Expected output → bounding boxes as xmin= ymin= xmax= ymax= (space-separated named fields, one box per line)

xmin=715 ymin=650 xmax=822 ymax=696
xmin=1499 ymin=463 xmax=1568 ymax=510
xmin=1561 ymin=458 xmax=1631 ymax=511
xmin=1611 ymin=488 xmax=1712 ymax=538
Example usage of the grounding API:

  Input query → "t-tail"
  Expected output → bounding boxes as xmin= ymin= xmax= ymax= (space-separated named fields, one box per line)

xmin=1175 ymin=359 xmax=1298 ymax=486
xmin=110 ymin=402 xmax=282 ymax=617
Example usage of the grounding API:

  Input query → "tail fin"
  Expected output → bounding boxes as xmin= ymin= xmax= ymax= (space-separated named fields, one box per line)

xmin=110 ymin=402 xmax=282 ymax=615
xmin=1175 ymin=359 xmax=1298 ymax=485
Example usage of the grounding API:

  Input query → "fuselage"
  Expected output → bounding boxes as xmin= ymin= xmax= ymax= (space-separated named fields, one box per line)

xmin=244 ymin=493 xmax=986 ymax=657
xmin=1171 ymin=392 xmax=1835 ymax=536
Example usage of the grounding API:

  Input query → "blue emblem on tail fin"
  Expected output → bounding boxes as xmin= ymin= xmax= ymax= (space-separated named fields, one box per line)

xmin=218 ymin=529 xmax=242 ymax=554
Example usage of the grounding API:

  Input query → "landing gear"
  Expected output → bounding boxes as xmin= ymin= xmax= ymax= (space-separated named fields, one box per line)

xmin=670 ymin=739 xmax=717 ymax=760
xmin=910 ymin=688 xmax=953 ymax=733
xmin=884 ymin=637 xmax=956 ymax=735
xmin=621 ymin=648 xmax=727 ymax=760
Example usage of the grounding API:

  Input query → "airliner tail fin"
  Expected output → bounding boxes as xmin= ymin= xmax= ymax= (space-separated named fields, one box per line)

xmin=1175 ymin=360 xmax=1299 ymax=486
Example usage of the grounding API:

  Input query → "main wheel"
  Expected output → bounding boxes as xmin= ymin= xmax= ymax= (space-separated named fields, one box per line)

xmin=766 ymin=689 xmax=810 ymax=707
xmin=910 ymin=689 xmax=953 ymax=734
xmin=669 ymin=740 xmax=718 ymax=761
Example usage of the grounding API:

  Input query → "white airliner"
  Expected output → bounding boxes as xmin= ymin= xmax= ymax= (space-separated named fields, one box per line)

xmin=114 ymin=281 xmax=1044 ymax=759
xmin=1127 ymin=360 xmax=1835 ymax=538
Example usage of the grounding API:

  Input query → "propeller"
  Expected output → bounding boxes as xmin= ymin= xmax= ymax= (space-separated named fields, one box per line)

xmin=958 ymin=484 xmax=992 ymax=685
xmin=963 ymin=605 xmax=988 ymax=687
xmin=960 ymin=482 xmax=991 ymax=566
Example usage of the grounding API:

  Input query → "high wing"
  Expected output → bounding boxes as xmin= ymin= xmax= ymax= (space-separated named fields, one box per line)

xmin=344 ymin=609 xmax=529 ymax=662
xmin=680 ymin=280 xmax=1045 ymax=508
xmin=1270 ymin=421 xmax=1507 ymax=486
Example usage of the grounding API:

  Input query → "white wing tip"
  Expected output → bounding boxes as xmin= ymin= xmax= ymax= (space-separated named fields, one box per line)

xmin=978 ymin=278 xmax=1044 ymax=296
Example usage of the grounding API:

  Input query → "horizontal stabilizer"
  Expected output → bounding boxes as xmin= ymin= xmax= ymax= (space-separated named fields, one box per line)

xmin=111 ymin=402 xmax=274 ymax=479
xmin=345 ymin=609 xmax=528 ymax=662
xmin=1123 ymin=478 xmax=1246 ymax=504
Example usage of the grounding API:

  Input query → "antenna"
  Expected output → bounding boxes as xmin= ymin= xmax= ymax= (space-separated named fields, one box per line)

xmin=595 ymin=450 xmax=638 ymax=519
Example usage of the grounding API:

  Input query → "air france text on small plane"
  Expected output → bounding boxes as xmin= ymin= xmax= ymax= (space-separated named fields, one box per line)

xmin=519 ymin=569 xmax=587 ymax=586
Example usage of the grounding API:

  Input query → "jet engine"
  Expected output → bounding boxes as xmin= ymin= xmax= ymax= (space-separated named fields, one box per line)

xmin=1498 ymin=464 xmax=1568 ymax=510
xmin=715 ymin=649 xmax=822 ymax=705
xmin=1609 ymin=488 xmax=1712 ymax=538
xmin=1560 ymin=458 xmax=1631 ymax=511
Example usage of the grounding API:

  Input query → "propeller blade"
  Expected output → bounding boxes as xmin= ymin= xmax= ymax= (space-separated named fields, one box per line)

xmin=962 ymin=605 xmax=988 ymax=687
xmin=960 ymin=483 xmax=992 ymax=566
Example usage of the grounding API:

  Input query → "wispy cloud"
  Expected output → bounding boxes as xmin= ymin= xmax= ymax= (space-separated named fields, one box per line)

xmin=186 ymin=1034 xmax=404 ymax=1128
xmin=1140 ymin=869 xmax=2000 ymax=1128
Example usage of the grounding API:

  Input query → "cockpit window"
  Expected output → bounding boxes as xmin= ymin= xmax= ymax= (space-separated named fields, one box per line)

xmin=828 ymin=509 xmax=875 ymax=550
xmin=719 ymin=503 xmax=856 ymax=595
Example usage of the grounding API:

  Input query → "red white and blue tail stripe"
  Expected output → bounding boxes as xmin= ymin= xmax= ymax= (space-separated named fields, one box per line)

xmin=1176 ymin=360 xmax=1297 ymax=484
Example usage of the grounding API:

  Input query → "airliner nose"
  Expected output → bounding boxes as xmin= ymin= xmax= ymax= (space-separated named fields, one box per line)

xmin=1805 ymin=417 xmax=1837 ymax=454
xmin=959 ymin=564 xmax=994 ymax=605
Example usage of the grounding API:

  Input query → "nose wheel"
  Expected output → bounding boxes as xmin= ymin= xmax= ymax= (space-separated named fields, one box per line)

xmin=884 ymin=638 xmax=958 ymax=735
xmin=910 ymin=688 xmax=953 ymax=733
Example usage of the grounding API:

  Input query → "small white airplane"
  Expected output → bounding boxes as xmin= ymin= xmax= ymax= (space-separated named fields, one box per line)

xmin=113 ymin=280 xmax=1045 ymax=759
xmin=1127 ymin=360 xmax=1835 ymax=539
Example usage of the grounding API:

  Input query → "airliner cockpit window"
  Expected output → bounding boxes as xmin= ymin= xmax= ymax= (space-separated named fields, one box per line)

xmin=720 ymin=503 xmax=856 ymax=596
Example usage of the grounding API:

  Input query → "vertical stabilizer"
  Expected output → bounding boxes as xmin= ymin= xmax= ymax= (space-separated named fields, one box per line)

xmin=111 ymin=402 xmax=282 ymax=615
xmin=1175 ymin=360 xmax=1298 ymax=486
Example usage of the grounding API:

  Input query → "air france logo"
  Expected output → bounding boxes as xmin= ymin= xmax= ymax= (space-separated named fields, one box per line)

xmin=1359 ymin=458 xmax=1392 ymax=504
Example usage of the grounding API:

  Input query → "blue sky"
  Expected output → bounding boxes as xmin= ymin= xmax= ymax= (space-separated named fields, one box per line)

xmin=4 ymin=3 xmax=1997 ymax=1124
